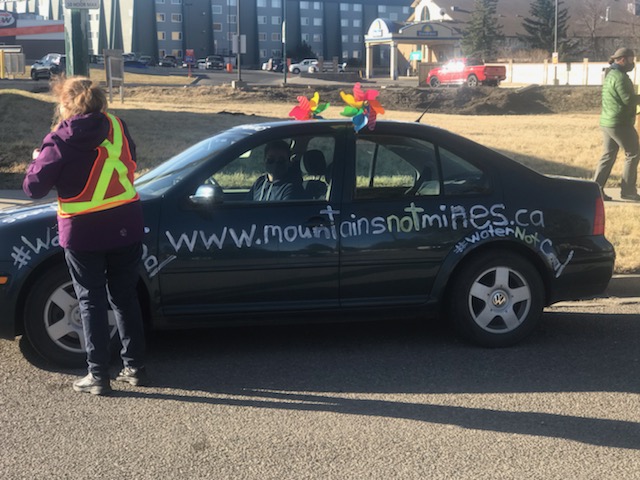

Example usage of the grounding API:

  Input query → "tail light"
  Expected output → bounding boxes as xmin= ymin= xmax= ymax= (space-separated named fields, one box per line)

xmin=593 ymin=196 xmax=605 ymax=235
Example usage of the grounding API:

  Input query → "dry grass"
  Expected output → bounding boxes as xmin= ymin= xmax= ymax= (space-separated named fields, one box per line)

xmin=0 ymin=86 xmax=636 ymax=272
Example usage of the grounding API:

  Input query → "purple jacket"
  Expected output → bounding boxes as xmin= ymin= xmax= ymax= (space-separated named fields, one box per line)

xmin=23 ymin=112 xmax=144 ymax=251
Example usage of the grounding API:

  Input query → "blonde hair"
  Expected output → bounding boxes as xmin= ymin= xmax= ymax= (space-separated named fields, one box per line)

xmin=51 ymin=76 xmax=108 ymax=128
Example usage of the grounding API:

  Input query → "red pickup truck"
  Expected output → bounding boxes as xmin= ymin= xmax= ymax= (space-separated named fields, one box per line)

xmin=426 ymin=58 xmax=506 ymax=87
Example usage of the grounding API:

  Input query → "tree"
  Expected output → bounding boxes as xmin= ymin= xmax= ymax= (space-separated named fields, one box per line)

xmin=288 ymin=41 xmax=317 ymax=61
xmin=461 ymin=0 xmax=504 ymax=60
xmin=519 ymin=0 xmax=570 ymax=58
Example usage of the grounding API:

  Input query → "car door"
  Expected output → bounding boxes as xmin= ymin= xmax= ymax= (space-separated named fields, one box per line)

xmin=155 ymin=127 xmax=346 ymax=320
xmin=338 ymin=125 xmax=495 ymax=307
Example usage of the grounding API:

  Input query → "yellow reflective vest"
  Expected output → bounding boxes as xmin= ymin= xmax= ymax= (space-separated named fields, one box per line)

xmin=57 ymin=113 xmax=139 ymax=218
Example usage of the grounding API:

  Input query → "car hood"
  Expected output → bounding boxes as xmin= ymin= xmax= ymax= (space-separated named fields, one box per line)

xmin=0 ymin=201 xmax=57 ymax=227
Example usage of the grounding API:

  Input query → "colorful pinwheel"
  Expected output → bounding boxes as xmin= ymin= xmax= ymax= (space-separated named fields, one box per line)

xmin=339 ymin=82 xmax=385 ymax=132
xmin=288 ymin=91 xmax=330 ymax=120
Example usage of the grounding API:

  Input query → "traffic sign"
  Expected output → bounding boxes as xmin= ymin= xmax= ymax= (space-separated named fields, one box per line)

xmin=64 ymin=0 xmax=100 ymax=9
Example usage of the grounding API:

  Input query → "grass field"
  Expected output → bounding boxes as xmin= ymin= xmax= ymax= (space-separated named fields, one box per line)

xmin=0 ymin=85 xmax=636 ymax=273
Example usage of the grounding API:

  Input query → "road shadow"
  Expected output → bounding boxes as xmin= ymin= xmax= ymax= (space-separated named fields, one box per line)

xmin=51 ymin=310 xmax=640 ymax=450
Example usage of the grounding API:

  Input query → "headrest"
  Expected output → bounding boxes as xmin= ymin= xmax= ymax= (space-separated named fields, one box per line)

xmin=302 ymin=150 xmax=326 ymax=176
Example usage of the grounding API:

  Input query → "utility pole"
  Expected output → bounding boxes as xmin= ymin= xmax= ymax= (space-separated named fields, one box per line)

xmin=553 ymin=0 xmax=559 ymax=85
xmin=282 ymin=0 xmax=287 ymax=85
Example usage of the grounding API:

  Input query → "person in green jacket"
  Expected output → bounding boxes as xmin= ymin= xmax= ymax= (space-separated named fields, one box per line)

xmin=594 ymin=47 xmax=640 ymax=201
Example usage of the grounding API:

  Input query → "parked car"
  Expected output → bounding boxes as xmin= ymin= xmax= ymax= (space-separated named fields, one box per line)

xmin=205 ymin=55 xmax=225 ymax=70
xmin=196 ymin=58 xmax=207 ymax=69
xmin=288 ymin=58 xmax=318 ymax=74
xmin=138 ymin=55 xmax=153 ymax=66
xmin=0 ymin=120 xmax=614 ymax=366
xmin=308 ymin=62 xmax=347 ymax=73
xmin=158 ymin=55 xmax=177 ymax=67
xmin=427 ymin=58 xmax=507 ymax=87
xmin=30 ymin=53 xmax=66 ymax=80
xmin=262 ymin=57 xmax=284 ymax=72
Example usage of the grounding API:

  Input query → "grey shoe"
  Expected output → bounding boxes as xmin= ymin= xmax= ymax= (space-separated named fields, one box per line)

xmin=73 ymin=373 xmax=112 ymax=396
xmin=115 ymin=366 xmax=147 ymax=386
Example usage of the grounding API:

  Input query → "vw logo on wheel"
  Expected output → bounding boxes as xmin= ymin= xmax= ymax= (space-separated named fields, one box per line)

xmin=492 ymin=291 xmax=508 ymax=307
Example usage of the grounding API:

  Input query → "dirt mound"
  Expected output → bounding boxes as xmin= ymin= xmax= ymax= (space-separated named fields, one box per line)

xmin=123 ymin=83 xmax=602 ymax=116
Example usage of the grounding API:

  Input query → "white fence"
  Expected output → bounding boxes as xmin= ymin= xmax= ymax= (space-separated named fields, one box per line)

xmin=500 ymin=60 xmax=639 ymax=86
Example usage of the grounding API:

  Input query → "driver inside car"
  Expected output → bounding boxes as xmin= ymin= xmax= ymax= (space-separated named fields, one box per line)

xmin=247 ymin=140 xmax=303 ymax=201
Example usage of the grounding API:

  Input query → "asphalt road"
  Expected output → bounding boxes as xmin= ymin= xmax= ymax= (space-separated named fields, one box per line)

xmin=1 ymin=297 xmax=639 ymax=479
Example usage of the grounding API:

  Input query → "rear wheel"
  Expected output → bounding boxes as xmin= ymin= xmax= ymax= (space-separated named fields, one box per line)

xmin=467 ymin=74 xmax=479 ymax=87
xmin=23 ymin=263 xmax=118 ymax=367
xmin=429 ymin=76 xmax=440 ymax=87
xmin=448 ymin=252 xmax=544 ymax=347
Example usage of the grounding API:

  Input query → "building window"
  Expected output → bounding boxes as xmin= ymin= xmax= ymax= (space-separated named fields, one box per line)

xmin=353 ymin=3 xmax=362 ymax=12
xmin=171 ymin=13 xmax=182 ymax=22
xmin=157 ymin=31 xmax=166 ymax=40
xmin=271 ymin=0 xmax=281 ymax=7
xmin=403 ymin=7 xmax=410 ymax=14
xmin=257 ymin=0 xmax=266 ymax=6
xmin=353 ymin=51 xmax=359 ymax=59
xmin=272 ymin=49 xmax=281 ymax=57
xmin=343 ymin=50 xmax=349 ymax=59
xmin=301 ymin=1 xmax=309 ymax=8
xmin=258 ymin=16 xmax=267 ymax=24
xmin=260 ymin=49 xmax=267 ymax=58
xmin=156 ymin=13 xmax=165 ymax=22
xmin=313 ymin=2 xmax=320 ymax=9
xmin=353 ymin=19 xmax=361 ymax=27
xmin=272 ymin=33 xmax=281 ymax=41
xmin=228 ymin=14 xmax=236 ymax=23
xmin=379 ymin=6 xmax=386 ymax=13
xmin=340 ymin=3 xmax=348 ymax=11
xmin=227 ymin=0 xmax=236 ymax=6
xmin=259 ymin=32 xmax=267 ymax=41
xmin=313 ymin=34 xmax=322 ymax=42
xmin=213 ymin=23 xmax=222 ymax=31
xmin=302 ymin=33 xmax=310 ymax=42
xmin=212 ymin=5 xmax=222 ymax=14
xmin=173 ymin=50 xmax=183 ymax=58
xmin=172 ymin=31 xmax=182 ymax=40
xmin=159 ymin=49 xmax=166 ymax=57
xmin=352 ymin=35 xmax=360 ymax=43
xmin=171 ymin=0 xmax=181 ymax=4
xmin=313 ymin=17 xmax=322 ymax=26
xmin=341 ymin=35 xmax=348 ymax=43
xmin=390 ymin=12 xmax=398 ymax=21
xmin=156 ymin=0 xmax=165 ymax=3
xmin=341 ymin=19 xmax=348 ymax=27
xmin=301 ymin=17 xmax=309 ymax=26
xmin=272 ymin=16 xmax=281 ymax=24
xmin=227 ymin=32 xmax=234 ymax=40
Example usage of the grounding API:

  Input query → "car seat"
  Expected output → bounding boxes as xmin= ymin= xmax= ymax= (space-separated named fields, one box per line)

xmin=301 ymin=150 xmax=328 ymax=199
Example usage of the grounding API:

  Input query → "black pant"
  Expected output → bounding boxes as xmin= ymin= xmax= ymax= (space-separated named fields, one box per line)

xmin=64 ymin=242 xmax=145 ymax=377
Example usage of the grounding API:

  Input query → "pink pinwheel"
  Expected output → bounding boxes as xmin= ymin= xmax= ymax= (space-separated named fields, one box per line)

xmin=288 ymin=92 xmax=330 ymax=120
xmin=339 ymin=82 xmax=385 ymax=131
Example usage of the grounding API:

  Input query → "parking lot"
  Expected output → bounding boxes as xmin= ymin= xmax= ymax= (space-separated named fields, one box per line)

xmin=1 ymin=296 xmax=639 ymax=479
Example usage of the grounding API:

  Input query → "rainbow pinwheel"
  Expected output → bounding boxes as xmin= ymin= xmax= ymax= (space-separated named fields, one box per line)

xmin=339 ymin=82 xmax=385 ymax=132
xmin=289 ymin=91 xmax=330 ymax=120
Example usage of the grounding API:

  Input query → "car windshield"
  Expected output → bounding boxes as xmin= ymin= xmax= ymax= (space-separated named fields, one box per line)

xmin=134 ymin=126 xmax=259 ymax=197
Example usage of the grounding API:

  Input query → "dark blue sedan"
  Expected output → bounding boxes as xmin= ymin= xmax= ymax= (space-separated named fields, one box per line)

xmin=0 ymin=120 xmax=615 ymax=366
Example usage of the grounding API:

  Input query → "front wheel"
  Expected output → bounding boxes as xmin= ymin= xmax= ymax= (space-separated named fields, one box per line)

xmin=429 ymin=76 xmax=440 ymax=87
xmin=23 ymin=263 xmax=118 ymax=367
xmin=448 ymin=252 xmax=544 ymax=347
xmin=292 ymin=67 xmax=301 ymax=74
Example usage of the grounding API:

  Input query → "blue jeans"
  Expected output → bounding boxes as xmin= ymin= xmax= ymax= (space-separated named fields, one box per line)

xmin=594 ymin=125 xmax=639 ymax=195
xmin=64 ymin=242 xmax=145 ymax=377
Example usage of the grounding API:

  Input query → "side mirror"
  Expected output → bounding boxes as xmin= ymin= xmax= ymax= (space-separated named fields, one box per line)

xmin=189 ymin=184 xmax=224 ymax=206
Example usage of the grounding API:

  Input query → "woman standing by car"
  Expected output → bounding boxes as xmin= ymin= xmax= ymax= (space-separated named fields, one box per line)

xmin=23 ymin=76 xmax=146 ymax=395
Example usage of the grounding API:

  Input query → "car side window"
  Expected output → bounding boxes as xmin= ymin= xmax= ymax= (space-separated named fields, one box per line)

xmin=354 ymin=136 xmax=440 ymax=200
xmin=439 ymin=147 xmax=491 ymax=196
xmin=207 ymin=134 xmax=336 ymax=202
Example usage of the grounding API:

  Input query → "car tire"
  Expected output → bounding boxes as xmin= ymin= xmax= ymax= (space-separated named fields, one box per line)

xmin=429 ymin=77 xmax=440 ymax=87
xmin=23 ymin=263 xmax=119 ymax=367
xmin=467 ymin=74 xmax=479 ymax=87
xmin=448 ymin=252 xmax=544 ymax=347
xmin=31 ymin=70 xmax=38 ymax=80
xmin=292 ymin=68 xmax=300 ymax=74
